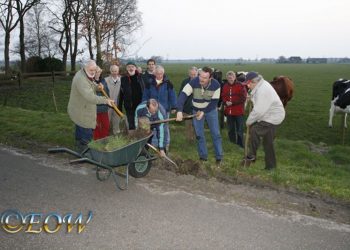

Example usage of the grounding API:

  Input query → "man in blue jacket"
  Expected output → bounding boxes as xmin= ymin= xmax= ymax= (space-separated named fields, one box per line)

xmin=135 ymin=99 xmax=167 ymax=157
xmin=176 ymin=66 xmax=223 ymax=163
xmin=142 ymin=65 xmax=176 ymax=151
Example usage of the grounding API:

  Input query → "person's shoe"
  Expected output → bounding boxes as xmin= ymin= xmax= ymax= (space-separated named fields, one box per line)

xmin=215 ymin=159 xmax=222 ymax=167
xmin=246 ymin=155 xmax=256 ymax=161
xmin=240 ymin=155 xmax=255 ymax=167
xmin=199 ymin=157 xmax=208 ymax=162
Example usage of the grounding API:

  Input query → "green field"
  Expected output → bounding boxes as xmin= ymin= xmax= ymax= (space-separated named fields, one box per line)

xmin=0 ymin=63 xmax=349 ymax=201
xmin=164 ymin=63 xmax=350 ymax=144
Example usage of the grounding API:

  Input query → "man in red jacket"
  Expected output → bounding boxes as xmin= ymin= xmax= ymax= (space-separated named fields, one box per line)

xmin=221 ymin=71 xmax=247 ymax=147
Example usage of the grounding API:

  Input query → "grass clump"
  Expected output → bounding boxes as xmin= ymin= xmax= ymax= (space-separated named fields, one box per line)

xmin=88 ymin=135 xmax=132 ymax=152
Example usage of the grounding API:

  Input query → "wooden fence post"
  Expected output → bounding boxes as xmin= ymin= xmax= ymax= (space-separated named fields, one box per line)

xmin=51 ymin=71 xmax=55 ymax=87
xmin=52 ymin=90 xmax=58 ymax=113
xmin=17 ymin=72 xmax=22 ymax=89
xmin=51 ymin=71 xmax=58 ymax=112
xmin=3 ymin=92 xmax=8 ymax=106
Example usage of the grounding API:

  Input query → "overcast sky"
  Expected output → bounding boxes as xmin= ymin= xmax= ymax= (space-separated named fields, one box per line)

xmin=131 ymin=0 xmax=350 ymax=59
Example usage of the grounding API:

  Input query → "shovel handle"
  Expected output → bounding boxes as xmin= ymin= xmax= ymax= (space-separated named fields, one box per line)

xmin=146 ymin=143 xmax=178 ymax=167
xmin=100 ymin=89 xmax=124 ymax=118
xmin=244 ymin=101 xmax=253 ymax=158
xmin=149 ymin=114 xmax=196 ymax=125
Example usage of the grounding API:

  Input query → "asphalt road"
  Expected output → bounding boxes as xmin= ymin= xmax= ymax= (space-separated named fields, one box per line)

xmin=0 ymin=147 xmax=349 ymax=250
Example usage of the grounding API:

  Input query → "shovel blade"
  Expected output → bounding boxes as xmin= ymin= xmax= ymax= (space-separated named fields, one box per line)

xmin=119 ymin=117 xmax=129 ymax=135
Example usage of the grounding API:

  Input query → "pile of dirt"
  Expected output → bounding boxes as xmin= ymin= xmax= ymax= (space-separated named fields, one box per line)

xmin=153 ymin=156 xmax=209 ymax=178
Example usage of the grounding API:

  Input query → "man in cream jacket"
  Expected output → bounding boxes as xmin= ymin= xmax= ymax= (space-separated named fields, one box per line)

xmin=68 ymin=60 xmax=114 ymax=152
xmin=244 ymin=72 xmax=285 ymax=170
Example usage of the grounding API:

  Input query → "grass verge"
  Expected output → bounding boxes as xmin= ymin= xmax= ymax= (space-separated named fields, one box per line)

xmin=1 ymin=106 xmax=349 ymax=202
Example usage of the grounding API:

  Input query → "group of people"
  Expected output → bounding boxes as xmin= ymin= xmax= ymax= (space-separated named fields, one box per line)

xmin=67 ymin=59 xmax=285 ymax=170
xmin=67 ymin=59 xmax=176 ymax=157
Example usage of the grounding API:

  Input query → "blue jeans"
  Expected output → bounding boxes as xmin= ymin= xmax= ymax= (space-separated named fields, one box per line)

xmin=165 ymin=112 xmax=170 ymax=146
xmin=75 ymin=125 xmax=93 ymax=153
xmin=150 ymin=127 xmax=167 ymax=150
xmin=192 ymin=109 xmax=223 ymax=160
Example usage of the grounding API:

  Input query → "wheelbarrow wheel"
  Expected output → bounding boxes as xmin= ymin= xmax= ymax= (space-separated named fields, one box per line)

xmin=96 ymin=166 xmax=112 ymax=181
xmin=129 ymin=149 xmax=152 ymax=178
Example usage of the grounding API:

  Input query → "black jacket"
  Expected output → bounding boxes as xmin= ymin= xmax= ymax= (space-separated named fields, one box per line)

xmin=119 ymin=72 xmax=145 ymax=112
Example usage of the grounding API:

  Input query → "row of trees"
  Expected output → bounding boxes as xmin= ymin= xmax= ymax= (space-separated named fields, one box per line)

xmin=0 ymin=0 xmax=141 ymax=76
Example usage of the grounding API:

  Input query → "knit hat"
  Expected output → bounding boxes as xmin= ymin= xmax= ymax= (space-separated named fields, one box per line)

xmin=126 ymin=61 xmax=137 ymax=67
xmin=245 ymin=71 xmax=259 ymax=81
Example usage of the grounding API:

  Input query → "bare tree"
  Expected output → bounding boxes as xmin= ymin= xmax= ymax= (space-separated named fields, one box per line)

xmin=48 ymin=0 xmax=72 ymax=70
xmin=0 ymin=0 xmax=19 ymax=76
xmin=80 ymin=0 xmax=141 ymax=65
xmin=91 ymin=0 xmax=101 ymax=66
xmin=101 ymin=0 xmax=141 ymax=62
xmin=80 ymin=0 xmax=94 ymax=59
xmin=68 ymin=0 xmax=82 ymax=71
xmin=25 ymin=3 xmax=56 ymax=57
xmin=14 ymin=0 xmax=41 ymax=73
xmin=108 ymin=0 xmax=141 ymax=60
xmin=81 ymin=0 xmax=109 ymax=66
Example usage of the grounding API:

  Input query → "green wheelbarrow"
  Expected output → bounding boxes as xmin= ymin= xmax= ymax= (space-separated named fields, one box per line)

xmin=48 ymin=133 xmax=157 ymax=190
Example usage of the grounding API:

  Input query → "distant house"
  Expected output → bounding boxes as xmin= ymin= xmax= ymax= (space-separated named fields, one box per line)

xmin=337 ymin=58 xmax=350 ymax=63
xmin=288 ymin=56 xmax=302 ymax=63
xmin=260 ymin=58 xmax=276 ymax=63
xmin=306 ymin=58 xmax=327 ymax=64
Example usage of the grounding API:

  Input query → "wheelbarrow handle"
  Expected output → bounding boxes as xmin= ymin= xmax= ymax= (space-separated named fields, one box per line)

xmin=149 ymin=114 xmax=196 ymax=125
xmin=100 ymin=88 xmax=124 ymax=118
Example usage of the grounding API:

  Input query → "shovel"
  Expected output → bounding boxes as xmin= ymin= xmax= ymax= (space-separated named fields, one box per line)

xmin=137 ymin=112 xmax=201 ymax=135
xmin=241 ymin=100 xmax=253 ymax=167
xmin=100 ymin=88 xmax=129 ymax=135
xmin=142 ymin=111 xmax=201 ymax=128
xmin=149 ymin=113 xmax=198 ymax=125
xmin=242 ymin=125 xmax=251 ymax=167
xmin=146 ymin=143 xmax=178 ymax=168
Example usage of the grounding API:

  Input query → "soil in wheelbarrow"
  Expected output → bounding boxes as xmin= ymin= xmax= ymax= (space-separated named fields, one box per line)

xmin=88 ymin=130 xmax=149 ymax=152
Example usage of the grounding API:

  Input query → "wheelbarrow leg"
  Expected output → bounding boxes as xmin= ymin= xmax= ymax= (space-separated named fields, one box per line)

xmin=110 ymin=165 xmax=129 ymax=191
xmin=48 ymin=147 xmax=130 ymax=191
xmin=68 ymin=157 xmax=128 ymax=191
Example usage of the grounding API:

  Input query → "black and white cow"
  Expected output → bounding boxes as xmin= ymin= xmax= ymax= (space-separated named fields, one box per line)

xmin=328 ymin=79 xmax=350 ymax=128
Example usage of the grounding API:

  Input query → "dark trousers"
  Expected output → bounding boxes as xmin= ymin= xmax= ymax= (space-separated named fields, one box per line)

xmin=226 ymin=115 xmax=244 ymax=147
xmin=249 ymin=121 xmax=277 ymax=169
xmin=75 ymin=124 xmax=93 ymax=153
xmin=126 ymin=110 xmax=136 ymax=130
